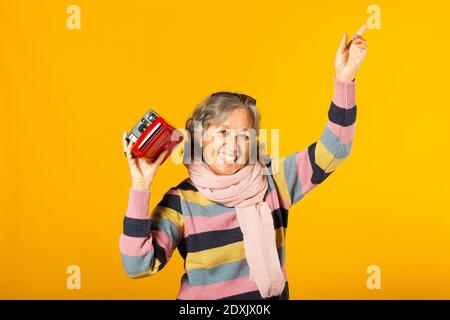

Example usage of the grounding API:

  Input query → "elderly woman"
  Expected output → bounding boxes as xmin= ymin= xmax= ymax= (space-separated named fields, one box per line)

xmin=120 ymin=25 xmax=368 ymax=300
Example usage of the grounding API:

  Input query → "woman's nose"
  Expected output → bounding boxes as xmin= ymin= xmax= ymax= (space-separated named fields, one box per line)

xmin=223 ymin=134 xmax=238 ymax=152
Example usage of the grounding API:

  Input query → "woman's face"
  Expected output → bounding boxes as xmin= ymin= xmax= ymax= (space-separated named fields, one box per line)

xmin=201 ymin=108 xmax=254 ymax=175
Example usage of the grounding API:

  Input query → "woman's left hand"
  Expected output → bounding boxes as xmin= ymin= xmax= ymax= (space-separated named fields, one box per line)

xmin=335 ymin=23 xmax=368 ymax=83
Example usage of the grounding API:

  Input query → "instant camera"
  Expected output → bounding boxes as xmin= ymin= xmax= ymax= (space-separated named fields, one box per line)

xmin=126 ymin=109 xmax=183 ymax=164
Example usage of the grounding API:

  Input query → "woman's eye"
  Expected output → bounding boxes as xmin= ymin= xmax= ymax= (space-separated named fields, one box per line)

xmin=219 ymin=130 xmax=228 ymax=136
xmin=238 ymin=133 xmax=250 ymax=140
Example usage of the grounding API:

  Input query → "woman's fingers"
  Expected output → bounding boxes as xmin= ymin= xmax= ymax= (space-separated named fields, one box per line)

xmin=147 ymin=150 xmax=169 ymax=168
xmin=356 ymin=23 xmax=367 ymax=36
xmin=352 ymin=22 xmax=367 ymax=40
xmin=352 ymin=39 xmax=367 ymax=47
xmin=356 ymin=40 xmax=368 ymax=50
xmin=358 ymin=41 xmax=368 ymax=48
xmin=352 ymin=38 xmax=367 ymax=49
xmin=122 ymin=131 xmax=133 ymax=162
xmin=351 ymin=34 xmax=367 ymax=43
xmin=347 ymin=37 xmax=366 ymax=55
xmin=126 ymin=135 xmax=135 ymax=162
xmin=127 ymin=140 xmax=132 ymax=159
xmin=123 ymin=131 xmax=141 ymax=180
xmin=350 ymin=37 xmax=367 ymax=48
xmin=122 ymin=130 xmax=128 ymax=155
xmin=122 ymin=130 xmax=134 ymax=159
xmin=339 ymin=23 xmax=367 ymax=53
xmin=154 ymin=150 xmax=169 ymax=166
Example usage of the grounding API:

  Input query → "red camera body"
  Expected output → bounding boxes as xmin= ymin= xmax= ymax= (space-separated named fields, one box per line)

xmin=126 ymin=110 xmax=184 ymax=164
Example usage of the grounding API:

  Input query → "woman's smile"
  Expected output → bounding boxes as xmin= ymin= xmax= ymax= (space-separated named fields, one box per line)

xmin=217 ymin=151 xmax=238 ymax=163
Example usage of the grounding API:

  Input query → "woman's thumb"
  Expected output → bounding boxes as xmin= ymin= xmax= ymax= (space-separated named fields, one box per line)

xmin=338 ymin=32 xmax=348 ymax=52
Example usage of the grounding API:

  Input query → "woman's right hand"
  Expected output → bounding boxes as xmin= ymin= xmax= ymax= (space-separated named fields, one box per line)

xmin=122 ymin=130 xmax=169 ymax=191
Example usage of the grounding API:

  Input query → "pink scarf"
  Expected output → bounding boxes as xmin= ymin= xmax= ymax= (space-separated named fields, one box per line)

xmin=186 ymin=161 xmax=286 ymax=298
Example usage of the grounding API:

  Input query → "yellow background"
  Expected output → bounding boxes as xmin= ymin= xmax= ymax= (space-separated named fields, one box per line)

xmin=1 ymin=0 xmax=449 ymax=299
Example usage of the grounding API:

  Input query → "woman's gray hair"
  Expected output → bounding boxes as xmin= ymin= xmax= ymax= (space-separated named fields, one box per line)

xmin=184 ymin=92 xmax=267 ymax=164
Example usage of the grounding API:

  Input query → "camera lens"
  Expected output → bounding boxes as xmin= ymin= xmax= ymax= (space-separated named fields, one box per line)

xmin=138 ymin=124 xmax=148 ymax=133
xmin=148 ymin=114 xmax=156 ymax=122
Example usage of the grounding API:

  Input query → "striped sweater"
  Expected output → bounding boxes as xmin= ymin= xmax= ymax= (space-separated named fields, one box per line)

xmin=119 ymin=77 xmax=357 ymax=300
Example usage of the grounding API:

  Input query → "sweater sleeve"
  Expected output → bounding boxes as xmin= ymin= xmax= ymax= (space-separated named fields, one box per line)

xmin=270 ymin=76 xmax=357 ymax=208
xmin=119 ymin=187 xmax=184 ymax=278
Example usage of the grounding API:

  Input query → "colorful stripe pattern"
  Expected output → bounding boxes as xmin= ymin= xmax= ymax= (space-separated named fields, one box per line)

xmin=119 ymin=77 xmax=357 ymax=299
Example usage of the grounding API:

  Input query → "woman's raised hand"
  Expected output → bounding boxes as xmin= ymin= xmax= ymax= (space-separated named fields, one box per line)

xmin=335 ymin=23 xmax=368 ymax=83
xmin=122 ymin=130 xmax=168 ymax=191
